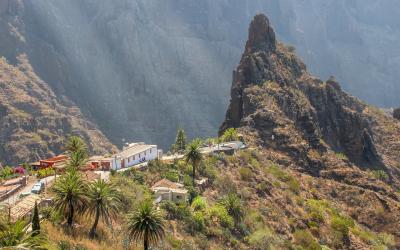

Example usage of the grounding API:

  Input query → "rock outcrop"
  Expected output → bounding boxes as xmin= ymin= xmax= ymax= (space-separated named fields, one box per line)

xmin=221 ymin=14 xmax=400 ymax=246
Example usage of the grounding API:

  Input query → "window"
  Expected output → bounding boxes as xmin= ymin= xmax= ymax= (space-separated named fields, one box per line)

xmin=145 ymin=151 xmax=147 ymax=155
xmin=176 ymin=195 xmax=182 ymax=199
xmin=150 ymin=149 xmax=152 ymax=153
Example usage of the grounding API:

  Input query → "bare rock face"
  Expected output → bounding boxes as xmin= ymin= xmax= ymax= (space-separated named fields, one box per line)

xmin=221 ymin=14 xmax=400 ymax=172
xmin=394 ymin=108 xmax=400 ymax=120
xmin=221 ymin=14 xmax=400 ymax=246
xmin=245 ymin=14 xmax=276 ymax=53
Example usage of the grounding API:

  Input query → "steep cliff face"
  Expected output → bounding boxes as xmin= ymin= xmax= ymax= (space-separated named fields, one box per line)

xmin=221 ymin=14 xmax=400 ymax=246
xmin=0 ymin=1 xmax=116 ymax=165
xmin=1 ymin=0 xmax=398 ymax=150
xmin=222 ymin=14 xmax=400 ymax=175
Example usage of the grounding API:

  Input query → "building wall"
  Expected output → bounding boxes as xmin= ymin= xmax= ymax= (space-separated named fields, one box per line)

xmin=111 ymin=145 xmax=158 ymax=170
xmin=172 ymin=192 xmax=187 ymax=204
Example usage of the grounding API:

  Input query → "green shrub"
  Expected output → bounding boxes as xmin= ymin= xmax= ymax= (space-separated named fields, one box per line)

xmin=0 ymin=166 xmax=16 ymax=179
xmin=247 ymin=227 xmax=282 ymax=250
xmin=250 ymin=158 xmax=260 ymax=169
xmin=244 ymin=210 xmax=264 ymax=230
xmin=166 ymin=235 xmax=182 ymax=249
xmin=265 ymin=164 xmax=300 ymax=193
xmin=221 ymin=128 xmax=238 ymax=142
xmin=287 ymin=177 xmax=301 ymax=194
xmin=191 ymin=196 xmax=207 ymax=211
xmin=110 ymin=175 xmax=151 ymax=209
xmin=219 ymin=193 xmax=244 ymax=224
xmin=256 ymin=181 xmax=269 ymax=194
xmin=183 ymin=174 xmax=193 ymax=187
xmin=208 ymin=205 xmax=234 ymax=229
xmin=201 ymin=163 xmax=217 ymax=182
xmin=193 ymin=234 xmax=210 ymax=250
xmin=377 ymin=233 xmax=396 ymax=247
xmin=239 ymin=167 xmax=253 ymax=181
xmin=36 ymin=168 xmax=54 ymax=179
xmin=293 ymin=229 xmax=322 ymax=250
xmin=162 ymin=201 xmax=191 ymax=220
xmin=188 ymin=187 xmax=199 ymax=204
xmin=331 ymin=214 xmax=355 ymax=238
xmin=40 ymin=206 xmax=53 ymax=220
xmin=58 ymin=240 xmax=72 ymax=250
xmin=130 ymin=170 xmax=145 ymax=184
xmin=164 ymin=170 xmax=180 ymax=182
xmin=370 ymin=170 xmax=389 ymax=181
xmin=265 ymin=164 xmax=288 ymax=180
xmin=216 ymin=175 xmax=237 ymax=193
xmin=192 ymin=211 xmax=206 ymax=232
xmin=335 ymin=152 xmax=348 ymax=160
xmin=308 ymin=211 xmax=324 ymax=225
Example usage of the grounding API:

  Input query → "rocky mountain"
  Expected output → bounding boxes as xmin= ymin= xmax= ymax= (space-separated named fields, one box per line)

xmin=221 ymin=14 xmax=400 ymax=247
xmin=0 ymin=2 xmax=116 ymax=165
xmin=1 ymin=0 xmax=399 ymax=151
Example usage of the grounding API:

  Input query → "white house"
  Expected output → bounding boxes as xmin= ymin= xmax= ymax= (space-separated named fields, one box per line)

xmin=151 ymin=179 xmax=188 ymax=204
xmin=111 ymin=142 xmax=160 ymax=170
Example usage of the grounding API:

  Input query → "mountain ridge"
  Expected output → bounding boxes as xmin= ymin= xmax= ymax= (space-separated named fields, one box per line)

xmin=220 ymin=13 xmax=400 ymax=246
xmin=2 ymin=0 xmax=399 ymax=151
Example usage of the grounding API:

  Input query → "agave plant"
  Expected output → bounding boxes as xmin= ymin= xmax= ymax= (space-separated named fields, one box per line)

xmin=0 ymin=220 xmax=47 ymax=249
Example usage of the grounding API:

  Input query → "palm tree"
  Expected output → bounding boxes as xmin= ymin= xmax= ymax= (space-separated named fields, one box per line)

xmin=126 ymin=203 xmax=165 ymax=250
xmin=185 ymin=141 xmax=203 ymax=186
xmin=86 ymin=179 xmax=122 ymax=239
xmin=67 ymin=150 xmax=88 ymax=170
xmin=66 ymin=136 xmax=87 ymax=155
xmin=52 ymin=169 xmax=87 ymax=227
xmin=0 ymin=220 xmax=46 ymax=249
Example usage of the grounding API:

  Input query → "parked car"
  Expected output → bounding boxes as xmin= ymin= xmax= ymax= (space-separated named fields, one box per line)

xmin=31 ymin=182 xmax=45 ymax=194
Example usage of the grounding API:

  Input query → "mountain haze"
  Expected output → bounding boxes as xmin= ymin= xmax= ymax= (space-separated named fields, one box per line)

xmin=1 ymin=0 xmax=399 ymax=157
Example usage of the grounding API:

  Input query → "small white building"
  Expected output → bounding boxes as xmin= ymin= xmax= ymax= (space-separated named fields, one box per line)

xmin=111 ymin=142 xmax=160 ymax=170
xmin=151 ymin=179 xmax=188 ymax=204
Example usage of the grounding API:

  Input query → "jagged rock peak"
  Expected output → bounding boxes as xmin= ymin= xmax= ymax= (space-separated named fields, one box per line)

xmin=245 ymin=14 xmax=276 ymax=53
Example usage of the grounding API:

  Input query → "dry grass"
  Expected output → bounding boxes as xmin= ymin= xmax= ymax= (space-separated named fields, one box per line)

xmin=43 ymin=218 xmax=127 ymax=250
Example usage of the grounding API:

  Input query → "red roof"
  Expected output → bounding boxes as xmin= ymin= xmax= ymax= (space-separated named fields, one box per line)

xmin=40 ymin=155 xmax=68 ymax=164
